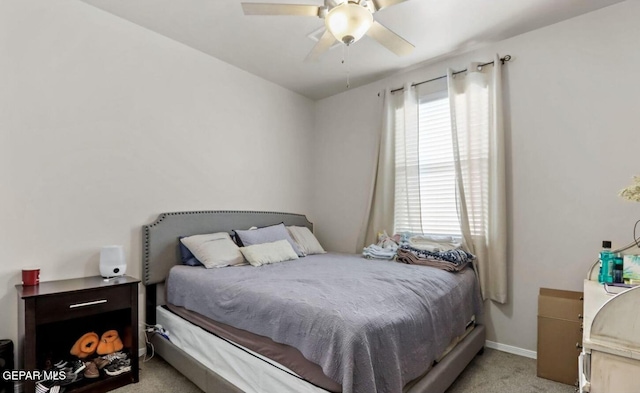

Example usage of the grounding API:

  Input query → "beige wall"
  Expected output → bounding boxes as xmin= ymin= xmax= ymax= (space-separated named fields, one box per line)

xmin=312 ymin=1 xmax=640 ymax=352
xmin=0 ymin=0 xmax=314 ymax=349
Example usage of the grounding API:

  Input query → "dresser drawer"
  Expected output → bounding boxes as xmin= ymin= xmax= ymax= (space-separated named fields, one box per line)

xmin=34 ymin=285 xmax=132 ymax=324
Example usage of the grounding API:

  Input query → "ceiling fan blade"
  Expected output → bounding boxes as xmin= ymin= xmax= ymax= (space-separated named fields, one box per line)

xmin=241 ymin=3 xmax=320 ymax=16
xmin=305 ymin=29 xmax=336 ymax=61
xmin=325 ymin=0 xmax=343 ymax=7
xmin=366 ymin=20 xmax=414 ymax=56
xmin=369 ymin=0 xmax=408 ymax=12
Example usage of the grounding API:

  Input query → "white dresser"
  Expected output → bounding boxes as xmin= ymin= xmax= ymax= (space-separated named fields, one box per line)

xmin=579 ymin=279 xmax=640 ymax=392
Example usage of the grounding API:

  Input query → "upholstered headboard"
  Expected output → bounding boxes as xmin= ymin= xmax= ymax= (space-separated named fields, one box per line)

xmin=142 ymin=210 xmax=313 ymax=286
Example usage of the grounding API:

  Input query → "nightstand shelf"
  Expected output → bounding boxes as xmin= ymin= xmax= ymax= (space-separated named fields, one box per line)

xmin=17 ymin=276 xmax=140 ymax=393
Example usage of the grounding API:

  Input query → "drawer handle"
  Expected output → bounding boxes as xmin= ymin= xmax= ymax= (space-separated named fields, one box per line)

xmin=69 ymin=300 xmax=107 ymax=309
xmin=578 ymin=314 xmax=583 ymax=320
xmin=576 ymin=342 xmax=583 ymax=350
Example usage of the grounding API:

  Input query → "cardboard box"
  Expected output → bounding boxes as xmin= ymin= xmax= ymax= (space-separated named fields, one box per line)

xmin=537 ymin=288 xmax=583 ymax=385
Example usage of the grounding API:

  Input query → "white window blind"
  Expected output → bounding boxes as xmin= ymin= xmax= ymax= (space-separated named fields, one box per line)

xmin=394 ymin=90 xmax=461 ymax=236
xmin=394 ymin=82 xmax=489 ymax=236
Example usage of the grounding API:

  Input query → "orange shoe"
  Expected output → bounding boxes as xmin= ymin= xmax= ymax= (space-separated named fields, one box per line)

xmin=70 ymin=332 xmax=99 ymax=358
xmin=97 ymin=330 xmax=123 ymax=355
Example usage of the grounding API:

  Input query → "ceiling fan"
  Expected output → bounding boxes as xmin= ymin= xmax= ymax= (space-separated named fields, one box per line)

xmin=241 ymin=0 xmax=414 ymax=61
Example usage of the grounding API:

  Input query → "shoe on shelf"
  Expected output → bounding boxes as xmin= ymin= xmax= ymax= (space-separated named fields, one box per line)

xmin=103 ymin=351 xmax=127 ymax=361
xmin=74 ymin=372 xmax=84 ymax=383
xmin=97 ymin=330 xmax=124 ymax=355
xmin=35 ymin=380 xmax=54 ymax=393
xmin=70 ymin=360 xmax=86 ymax=375
xmin=59 ymin=366 xmax=83 ymax=387
xmin=57 ymin=368 xmax=73 ymax=386
xmin=93 ymin=357 xmax=110 ymax=369
xmin=104 ymin=359 xmax=131 ymax=377
xmin=53 ymin=360 xmax=68 ymax=370
xmin=70 ymin=332 xmax=99 ymax=359
xmin=84 ymin=361 xmax=99 ymax=379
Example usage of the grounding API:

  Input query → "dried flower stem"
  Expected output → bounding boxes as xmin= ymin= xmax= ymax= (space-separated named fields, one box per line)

xmin=620 ymin=176 xmax=640 ymax=202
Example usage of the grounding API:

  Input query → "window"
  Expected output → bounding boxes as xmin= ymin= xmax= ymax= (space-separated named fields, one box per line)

xmin=388 ymin=66 xmax=505 ymax=302
xmin=393 ymin=81 xmax=491 ymax=238
xmin=393 ymin=90 xmax=460 ymax=236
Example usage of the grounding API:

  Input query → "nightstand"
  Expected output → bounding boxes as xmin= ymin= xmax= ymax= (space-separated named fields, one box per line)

xmin=579 ymin=280 xmax=640 ymax=392
xmin=16 ymin=276 xmax=140 ymax=393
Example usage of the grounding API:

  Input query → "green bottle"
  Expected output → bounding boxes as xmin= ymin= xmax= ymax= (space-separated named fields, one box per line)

xmin=598 ymin=241 xmax=613 ymax=284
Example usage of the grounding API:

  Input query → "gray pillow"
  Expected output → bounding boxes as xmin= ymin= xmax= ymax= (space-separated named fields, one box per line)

xmin=234 ymin=223 xmax=305 ymax=257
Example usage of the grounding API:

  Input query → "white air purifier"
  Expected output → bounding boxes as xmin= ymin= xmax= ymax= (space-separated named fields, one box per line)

xmin=100 ymin=245 xmax=127 ymax=278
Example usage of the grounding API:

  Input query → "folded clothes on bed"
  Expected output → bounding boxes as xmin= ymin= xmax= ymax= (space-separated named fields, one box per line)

xmin=396 ymin=246 xmax=474 ymax=272
xmin=362 ymin=244 xmax=397 ymax=260
xmin=362 ymin=231 xmax=399 ymax=260
xmin=407 ymin=235 xmax=462 ymax=252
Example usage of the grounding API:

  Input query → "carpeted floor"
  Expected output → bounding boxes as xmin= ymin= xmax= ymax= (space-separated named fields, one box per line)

xmin=445 ymin=349 xmax=575 ymax=393
xmin=113 ymin=349 xmax=575 ymax=393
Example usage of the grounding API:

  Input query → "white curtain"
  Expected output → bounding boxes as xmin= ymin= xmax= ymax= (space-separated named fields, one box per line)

xmin=393 ymin=83 xmax=422 ymax=235
xmin=360 ymin=56 xmax=508 ymax=303
xmin=357 ymin=89 xmax=396 ymax=250
xmin=447 ymin=54 xmax=507 ymax=303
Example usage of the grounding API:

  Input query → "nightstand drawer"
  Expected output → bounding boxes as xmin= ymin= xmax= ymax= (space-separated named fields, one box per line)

xmin=35 ymin=285 xmax=132 ymax=324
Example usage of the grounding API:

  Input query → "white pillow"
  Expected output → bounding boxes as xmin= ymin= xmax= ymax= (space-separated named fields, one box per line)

xmin=287 ymin=226 xmax=326 ymax=255
xmin=180 ymin=232 xmax=245 ymax=268
xmin=239 ymin=240 xmax=299 ymax=267
xmin=234 ymin=223 xmax=305 ymax=257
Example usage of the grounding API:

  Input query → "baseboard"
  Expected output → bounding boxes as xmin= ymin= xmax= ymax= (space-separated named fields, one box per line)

xmin=485 ymin=340 xmax=537 ymax=359
xmin=139 ymin=346 xmax=146 ymax=357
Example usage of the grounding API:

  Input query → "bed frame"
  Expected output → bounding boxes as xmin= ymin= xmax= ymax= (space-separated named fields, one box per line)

xmin=143 ymin=210 xmax=486 ymax=393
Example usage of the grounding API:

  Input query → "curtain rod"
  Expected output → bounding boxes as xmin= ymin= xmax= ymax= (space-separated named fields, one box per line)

xmin=384 ymin=55 xmax=512 ymax=95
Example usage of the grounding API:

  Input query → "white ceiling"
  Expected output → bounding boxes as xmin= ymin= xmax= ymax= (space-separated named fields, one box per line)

xmin=81 ymin=0 xmax=623 ymax=100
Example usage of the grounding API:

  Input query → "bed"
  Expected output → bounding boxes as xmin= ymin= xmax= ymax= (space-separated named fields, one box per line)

xmin=143 ymin=210 xmax=486 ymax=393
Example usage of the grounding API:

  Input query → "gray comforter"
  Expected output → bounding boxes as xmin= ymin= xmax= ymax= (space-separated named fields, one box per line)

xmin=167 ymin=253 xmax=482 ymax=393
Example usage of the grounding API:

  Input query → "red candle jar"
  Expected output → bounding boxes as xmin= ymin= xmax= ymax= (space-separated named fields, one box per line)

xmin=22 ymin=268 xmax=40 ymax=286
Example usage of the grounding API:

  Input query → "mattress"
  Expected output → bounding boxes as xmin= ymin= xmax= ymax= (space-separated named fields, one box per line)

xmin=167 ymin=253 xmax=482 ymax=393
xmin=156 ymin=305 xmax=328 ymax=393
xmin=166 ymin=302 xmax=341 ymax=392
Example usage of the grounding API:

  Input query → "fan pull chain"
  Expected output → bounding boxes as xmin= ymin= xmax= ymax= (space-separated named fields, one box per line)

xmin=342 ymin=44 xmax=351 ymax=89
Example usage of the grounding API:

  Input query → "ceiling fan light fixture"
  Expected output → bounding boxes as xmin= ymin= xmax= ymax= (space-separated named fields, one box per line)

xmin=325 ymin=2 xmax=373 ymax=45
